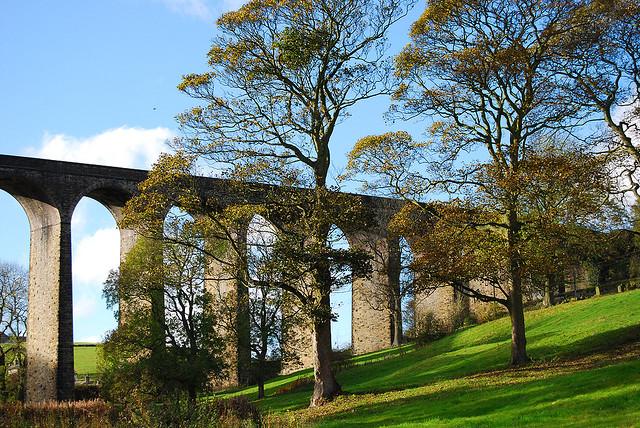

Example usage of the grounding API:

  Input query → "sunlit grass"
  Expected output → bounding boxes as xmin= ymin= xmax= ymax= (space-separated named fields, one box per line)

xmin=219 ymin=290 xmax=640 ymax=426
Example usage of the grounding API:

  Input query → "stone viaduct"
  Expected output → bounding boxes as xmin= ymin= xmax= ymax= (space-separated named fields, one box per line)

xmin=0 ymin=154 xmax=462 ymax=402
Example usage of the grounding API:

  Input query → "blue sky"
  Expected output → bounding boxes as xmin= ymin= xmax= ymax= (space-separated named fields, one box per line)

xmin=0 ymin=1 xmax=423 ymax=346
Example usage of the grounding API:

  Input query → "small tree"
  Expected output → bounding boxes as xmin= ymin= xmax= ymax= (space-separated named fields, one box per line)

xmin=101 ymin=226 xmax=224 ymax=406
xmin=213 ymin=214 xmax=303 ymax=399
xmin=0 ymin=263 xmax=27 ymax=402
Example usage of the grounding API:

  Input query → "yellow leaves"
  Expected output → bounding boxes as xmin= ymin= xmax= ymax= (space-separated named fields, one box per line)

xmin=411 ymin=0 xmax=475 ymax=36
xmin=394 ymin=44 xmax=427 ymax=78
xmin=348 ymin=131 xmax=414 ymax=171
xmin=273 ymin=26 xmax=329 ymax=70
xmin=220 ymin=203 xmax=267 ymax=227
xmin=206 ymin=41 xmax=252 ymax=70
xmin=207 ymin=45 xmax=225 ymax=64
xmin=177 ymin=73 xmax=214 ymax=92
xmin=217 ymin=1 xmax=270 ymax=28
xmin=217 ymin=0 xmax=311 ymax=30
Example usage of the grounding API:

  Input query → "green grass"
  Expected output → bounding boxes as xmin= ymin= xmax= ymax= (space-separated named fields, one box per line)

xmin=220 ymin=290 xmax=640 ymax=426
xmin=2 ymin=343 xmax=100 ymax=375
xmin=74 ymin=344 xmax=101 ymax=375
xmin=310 ymin=356 xmax=640 ymax=427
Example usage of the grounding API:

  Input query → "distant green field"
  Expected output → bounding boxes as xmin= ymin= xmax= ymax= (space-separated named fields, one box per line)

xmin=74 ymin=344 xmax=101 ymax=375
xmin=1 ymin=343 xmax=100 ymax=375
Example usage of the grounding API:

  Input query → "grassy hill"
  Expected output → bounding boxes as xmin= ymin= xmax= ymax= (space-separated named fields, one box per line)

xmin=218 ymin=290 xmax=640 ymax=426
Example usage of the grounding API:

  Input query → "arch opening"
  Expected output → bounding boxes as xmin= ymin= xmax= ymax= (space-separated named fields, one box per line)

xmin=162 ymin=207 xmax=207 ymax=346
xmin=328 ymin=225 xmax=352 ymax=351
xmin=0 ymin=190 xmax=30 ymax=269
xmin=397 ymin=236 xmax=416 ymax=344
xmin=246 ymin=214 xmax=284 ymax=382
xmin=71 ymin=197 xmax=120 ymax=349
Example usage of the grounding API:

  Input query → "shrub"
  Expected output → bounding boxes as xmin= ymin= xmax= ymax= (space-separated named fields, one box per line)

xmin=0 ymin=399 xmax=116 ymax=428
xmin=75 ymin=384 xmax=101 ymax=401
xmin=274 ymin=377 xmax=314 ymax=396
xmin=412 ymin=311 xmax=446 ymax=346
xmin=449 ymin=297 xmax=469 ymax=332
xmin=470 ymin=301 xmax=506 ymax=324
xmin=214 ymin=396 xmax=261 ymax=426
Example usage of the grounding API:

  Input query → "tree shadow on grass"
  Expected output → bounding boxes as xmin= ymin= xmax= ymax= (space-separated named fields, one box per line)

xmin=318 ymin=359 xmax=640 ymax=427
xmin=530 ymin=323 xmax=640 ymax=361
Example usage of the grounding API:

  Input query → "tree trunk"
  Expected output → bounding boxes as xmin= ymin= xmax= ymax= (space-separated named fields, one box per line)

xmin=544 ymin=273 xmax=558 ymax=307
xmin=257 ymin=356 xmax=266 ymax=399
xmin=508 ymin=290 xmax=529 ymax=366
xmin=0 ymin=351 xmax=6 ymax=402
xmin=507 ymin=204 xmax=529 ymax=366
xmin=257 ymin=378 xmax=265 ymax=399
xmin=188 ymin=385 xmax=196 ymax=404
xmin=543 ymin=285 xmax=552 ymax=307
xmin=391 ymin=294 xmax=403 ymax=347
xmin=309 ymin=302 xmax=341 ymax=407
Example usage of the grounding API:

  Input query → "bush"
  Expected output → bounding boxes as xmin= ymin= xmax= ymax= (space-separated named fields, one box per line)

xmin=0 ymin=397 xmax=261 ymax=428
xmin=470 ymin=301 xmax=506 ymax=324
xmin=412 ymin=311 xmax=446 ymax=346
xmin=4 ymin=368 xmax=26 ymax=402
xmin=274 ymin=377 xmax=314 ymax=396
xmin=0 ymin=399 xmax=116 ymax=428
xmin=214 ymin=396 xmax=261 ymax=426
xmin=449 ymin=297 xmax=469 ymax=332
xmin=75 ymin=384 xmax=101 ymax=401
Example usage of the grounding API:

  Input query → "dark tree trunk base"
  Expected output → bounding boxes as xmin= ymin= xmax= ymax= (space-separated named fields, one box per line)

xmin=309 ymin=314 xmax=341 ymax=407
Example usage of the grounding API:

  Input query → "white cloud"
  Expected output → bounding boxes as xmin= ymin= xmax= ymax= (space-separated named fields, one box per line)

xmin=28 ymin=126 xmax=173 ymax=170
xmin=71 ymin=203 xmax=88 ymax=232
xmin=158 ymin=0 xmax=247 ymax=20
xmin=159 ymin=0 xmax=213 ymax=20
xmin=78 ymin=335 xmax=102 ymax=344
xmin=73 ymin=228 xmax=120 ymax=287
xmin=73 ymin=295 xmax=98 ymax=319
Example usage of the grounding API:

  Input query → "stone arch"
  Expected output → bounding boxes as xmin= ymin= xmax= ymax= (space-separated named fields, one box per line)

xmin=0 ymin=177 xmax=73 ymax=402
xmin=73 ymin=182 xmax=138 ymax=264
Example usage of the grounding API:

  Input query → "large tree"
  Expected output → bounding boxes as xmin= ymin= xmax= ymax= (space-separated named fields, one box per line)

xmin=555 ymin=0 xmax=640 ymax=197
xmin=349 ymin=133 xmax=623 ymax=364
xmin=345 ymin=0 xmax=627 ymax=365
xmin=170 ymin=0 xmax=414 ymax=406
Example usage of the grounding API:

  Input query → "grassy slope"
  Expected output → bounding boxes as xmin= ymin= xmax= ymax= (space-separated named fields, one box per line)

xmin=310 ymin=353 xmax=640 ymax=427
xmin=223 ymin=290 xmax=640 ymax=426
